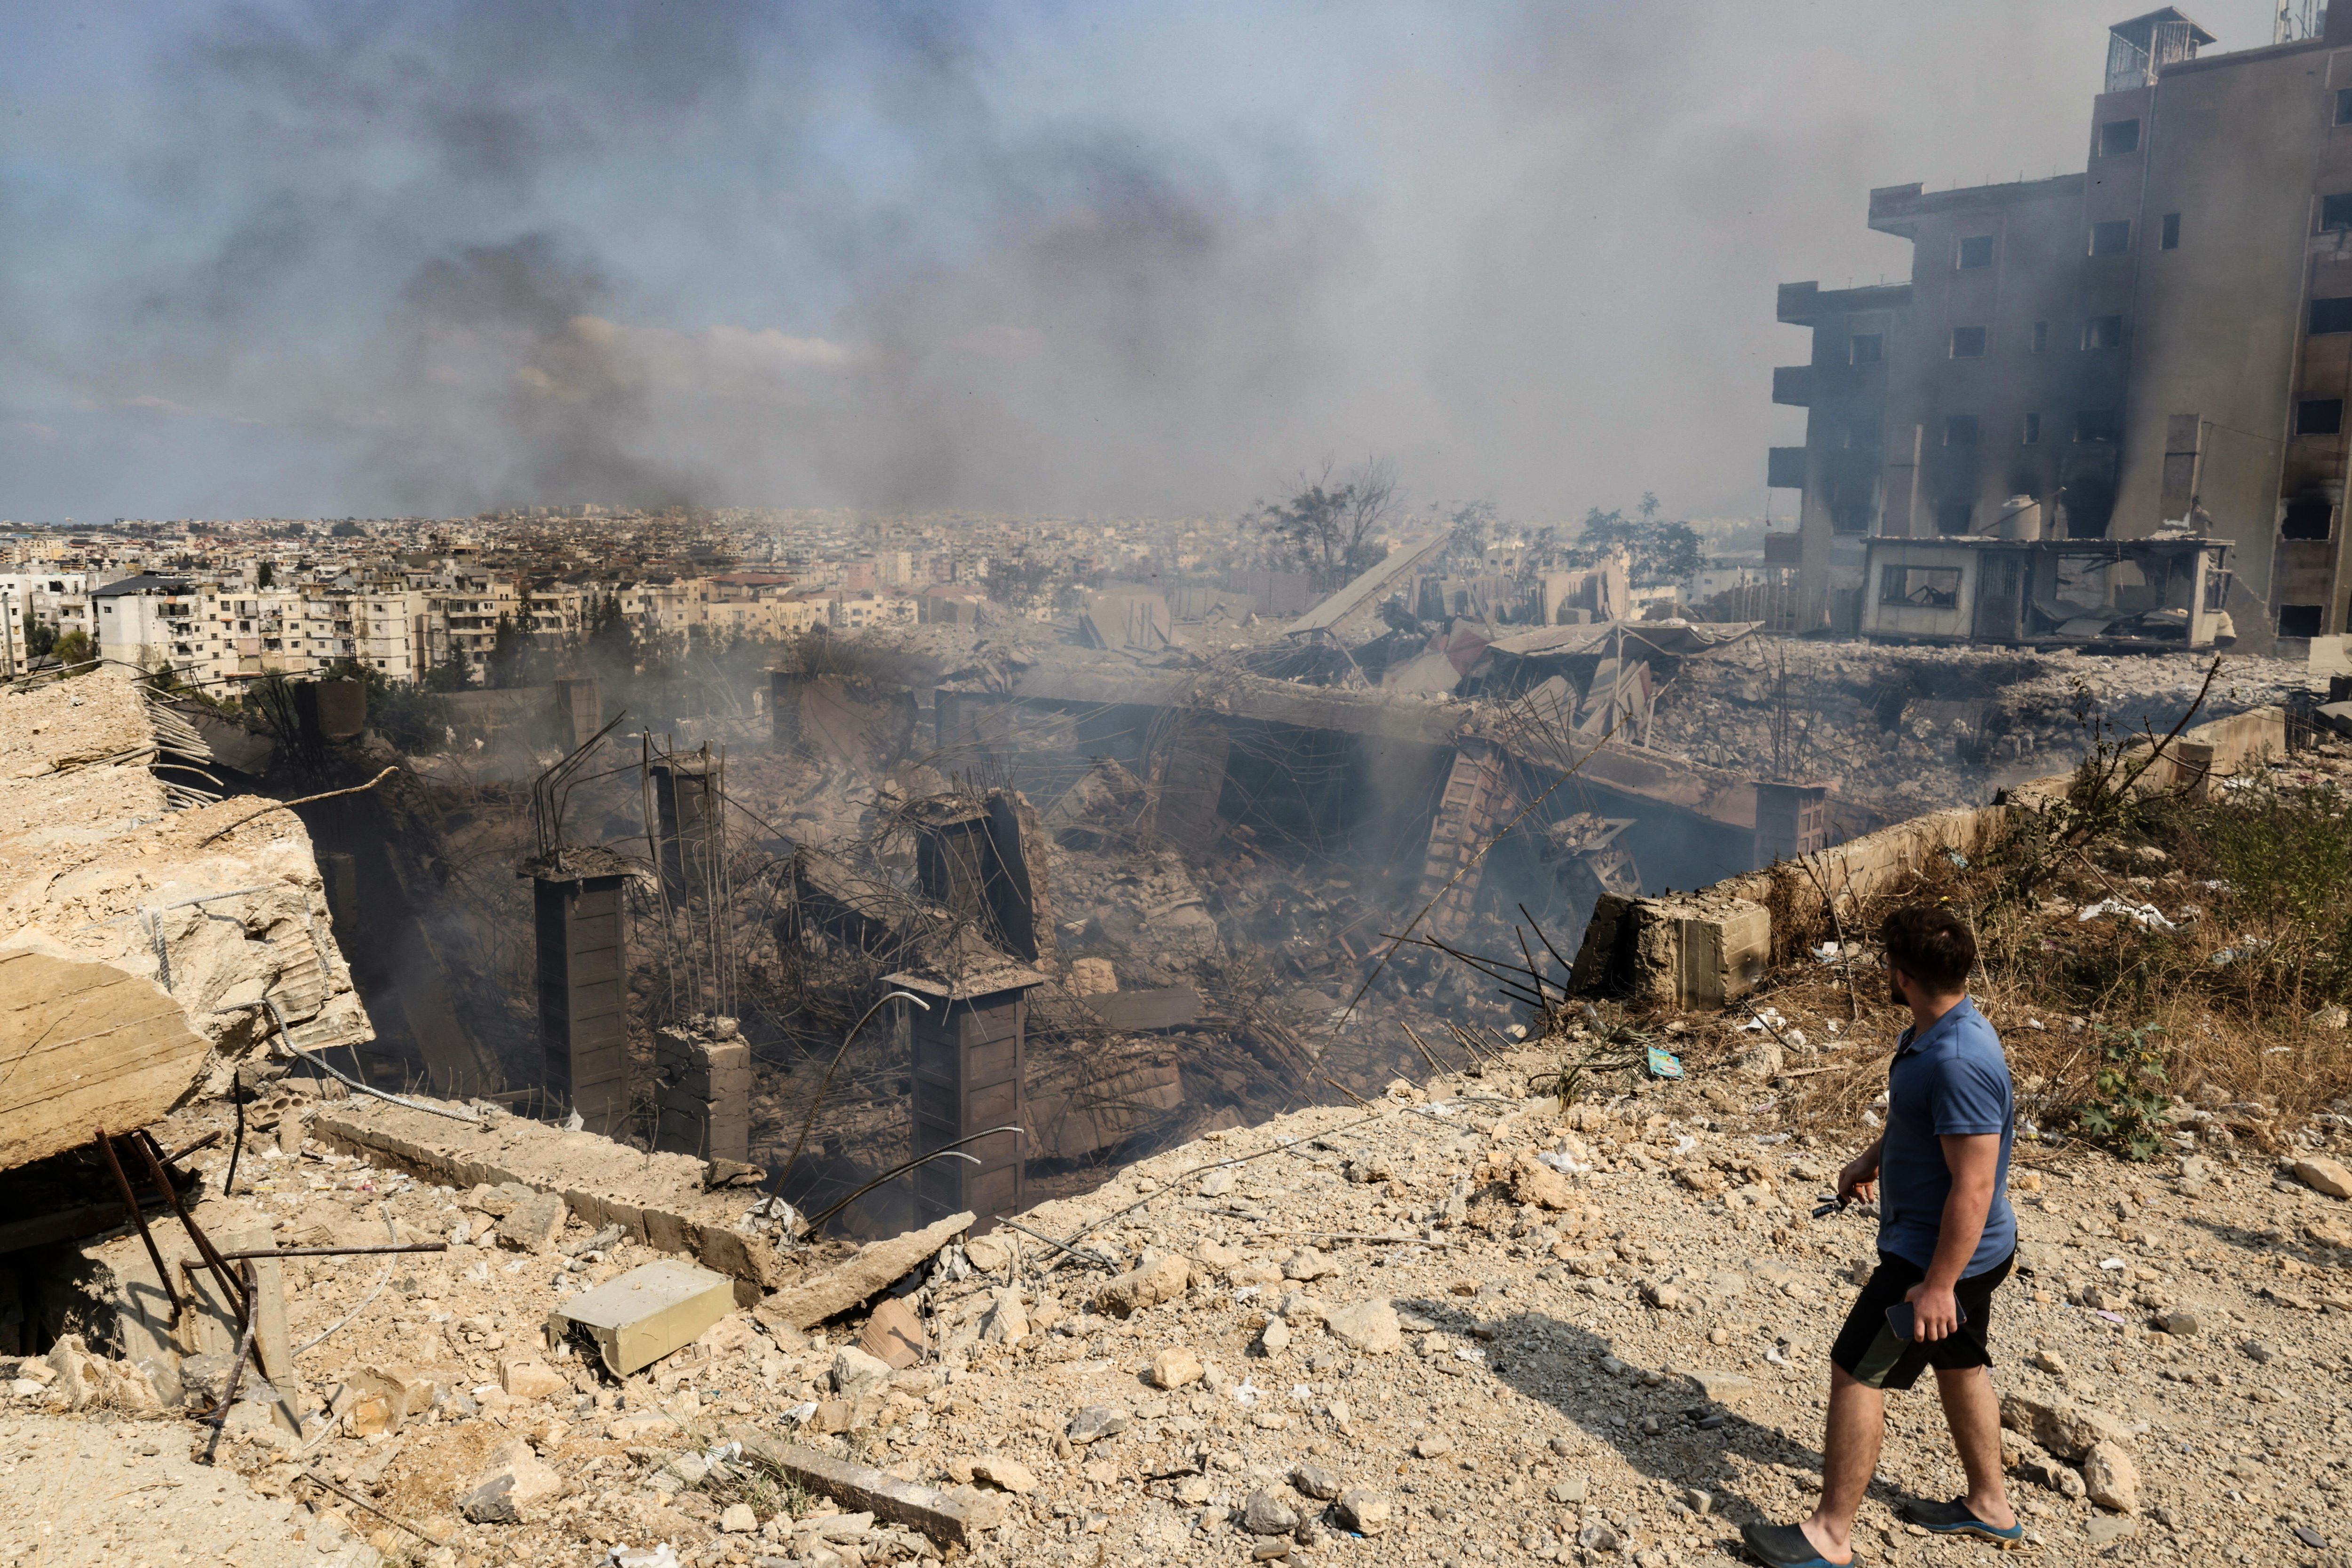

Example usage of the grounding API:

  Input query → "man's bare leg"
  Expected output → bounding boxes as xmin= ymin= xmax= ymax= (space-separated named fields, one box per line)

xmin=1801 ymin=1365 xmax=1883 ymax=1562
xmin=1931 ymin=1364 xmax=2016 ymax=1529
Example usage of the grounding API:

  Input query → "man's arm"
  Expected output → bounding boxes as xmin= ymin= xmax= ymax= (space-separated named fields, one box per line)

xmin=1906 ymin=1131 xmax=2001 ymax=1341
xmin=1836 ymin=1134 xmax=1885 ymax=1204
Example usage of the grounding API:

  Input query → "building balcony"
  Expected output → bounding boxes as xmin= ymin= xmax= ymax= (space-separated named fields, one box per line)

xmin=1772 ymin=366 xmax=1814 ymax=407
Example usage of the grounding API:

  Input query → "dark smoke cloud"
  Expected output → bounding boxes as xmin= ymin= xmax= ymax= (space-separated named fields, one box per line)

xmin=0 ymin=0 xmax=2282 ymax=522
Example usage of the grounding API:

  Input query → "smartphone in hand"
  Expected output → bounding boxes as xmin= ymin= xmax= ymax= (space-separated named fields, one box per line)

xmin=1886 ymin=1299 xmax=1968 ymax=1342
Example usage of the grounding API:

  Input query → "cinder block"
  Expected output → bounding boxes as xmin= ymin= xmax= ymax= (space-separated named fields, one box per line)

xmin=552 ymin=1261 xmax=737 ymax=1378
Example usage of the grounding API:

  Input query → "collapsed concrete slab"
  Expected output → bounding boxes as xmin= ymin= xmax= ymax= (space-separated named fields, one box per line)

xmin=0 ymin=670 xmax=371 ymax=1172
xmin=310 ymin=1096 xmax=795 ymax=1299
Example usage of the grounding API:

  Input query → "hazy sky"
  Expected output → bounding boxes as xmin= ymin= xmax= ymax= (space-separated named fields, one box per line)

xmin=0 ymin=1 xmax=2296 ymax=525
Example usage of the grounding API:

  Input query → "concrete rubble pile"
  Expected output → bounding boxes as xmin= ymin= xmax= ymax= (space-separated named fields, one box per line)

xmin=8 ymin=1036 xmax=2350 ymax=1567
xmin=1646 ymin=642 xmax=2313 ymax=815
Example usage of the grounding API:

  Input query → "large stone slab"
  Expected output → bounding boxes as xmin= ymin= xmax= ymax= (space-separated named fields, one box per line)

xmin=761 ymin=1211 xmax=974 ymax=1330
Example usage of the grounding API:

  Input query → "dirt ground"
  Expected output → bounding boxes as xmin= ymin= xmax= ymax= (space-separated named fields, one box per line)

xmin=7 ymin=1029 xmax=2349 ymax=1568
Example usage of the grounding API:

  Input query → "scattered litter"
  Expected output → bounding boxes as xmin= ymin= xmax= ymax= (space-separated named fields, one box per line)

xmin=2077 ymin=899 xmax=2174 ymax=930
xmin=1739 ymin=1008 xmax=1788 ymax=1034
xmin=2098 ymin=1258 xmax=2126 ymax=1271
xmin=1645 ymin=1048 xmax=1684 ymax=1080
xmin=783 ymin=1402 xmax=818 ymax=1425
xmin=1536 ymin=1150 xmax=1590 ymax=1175
xmin=1764 ymin=1348 xmax=1790 ymax=1367
xmin=1671 ymin=1135 xmax=1697 ymax=1156
xmin=1231 ymin=1378 xmax=1262 ymax=1407
xmin=1862 ymin=1111 xmax=1882 ymax=1129
xmin=1811 ymin=942 xmax=1840 ymax=964
xmin=1453 ymin=1346 xmax=1486 ymax=1365
xmin=606 ymin=1547 xmax=680 ymax=1568
xmin=1291 ymin=1384 xmax=1313 ymax=1403
xmin=2096 ymin=1310 xmax=2127 ymax=1325
xmin=2024 ymin=1019 xmax=2044 ymax=1030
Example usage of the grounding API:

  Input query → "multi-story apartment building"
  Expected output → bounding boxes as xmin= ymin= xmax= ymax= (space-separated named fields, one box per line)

xmin=1773 ymin=7 xmax=2352 ymax=652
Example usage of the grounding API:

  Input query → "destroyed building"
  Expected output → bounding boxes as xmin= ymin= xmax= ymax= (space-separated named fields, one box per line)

xmin=1772 ymin=7 xmax=2352 ymax=655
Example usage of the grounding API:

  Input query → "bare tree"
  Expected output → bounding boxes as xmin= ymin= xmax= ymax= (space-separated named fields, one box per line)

xmin=1254 ymin=456 xmax=1401 ymax=577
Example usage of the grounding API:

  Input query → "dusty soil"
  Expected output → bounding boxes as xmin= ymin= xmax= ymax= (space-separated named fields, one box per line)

xmin=11 ymin=1036 xmax=2351 ymax=1568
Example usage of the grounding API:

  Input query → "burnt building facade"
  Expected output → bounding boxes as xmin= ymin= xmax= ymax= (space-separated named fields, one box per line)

xmin=1774 ymin=8 xmax=2352 ymax=654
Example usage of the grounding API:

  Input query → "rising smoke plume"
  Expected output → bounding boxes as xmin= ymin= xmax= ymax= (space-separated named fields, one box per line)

xmin=0 ymin=0 xmax=2203 ymax=521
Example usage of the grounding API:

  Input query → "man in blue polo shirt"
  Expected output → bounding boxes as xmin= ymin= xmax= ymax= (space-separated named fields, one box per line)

xmin=1742 ymin=904 xmax=2021 ymax=1568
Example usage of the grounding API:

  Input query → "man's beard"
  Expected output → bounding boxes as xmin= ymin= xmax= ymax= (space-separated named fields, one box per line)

xmin=1889 ymin=970 xmax=1906 ymax=1006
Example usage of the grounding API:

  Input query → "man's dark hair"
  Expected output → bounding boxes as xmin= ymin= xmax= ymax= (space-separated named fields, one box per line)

xmin=1880 ymin=903 xmax=1977 ymax=992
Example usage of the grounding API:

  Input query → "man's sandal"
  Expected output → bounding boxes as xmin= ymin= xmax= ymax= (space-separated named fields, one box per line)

xmin=1739 ymin=1520 xmax=1865 ymax=1568
xmin=1900 ymin=1497 xmax=2026 ymax=1548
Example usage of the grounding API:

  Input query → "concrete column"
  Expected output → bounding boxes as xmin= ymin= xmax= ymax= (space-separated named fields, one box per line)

xmin=653 ymin=1016 xmax=750 ymax=1163
xmin=532 ymin=869 xmax=630 ymax=1135
xmin=889 ymin=969 xmax=1042 ymax=1235
xmin=770 ymin=670 xmax=811 ymax=751
xmin=1754 ymin=779 xmax=1831 ymax=865
xmin=552 ymin=677 xmax=602 ymax=752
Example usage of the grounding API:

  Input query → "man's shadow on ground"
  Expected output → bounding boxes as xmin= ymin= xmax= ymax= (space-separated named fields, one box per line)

xmin=1383 ymin=1291 xmax=1950 ymax=1560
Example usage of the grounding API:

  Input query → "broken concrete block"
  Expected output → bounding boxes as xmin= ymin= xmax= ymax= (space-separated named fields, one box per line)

xmin=553 ymin=1261 xmax=737 ymax=1378
xmin=2294 ymin=1157 xmax=2352 ymax=1200
xmin=1999 ymin=1392 xmax=2127 ymax=1460
xmin=346 ymin=1363 xmax=442 ymax=1434
xmin=459 ymin=1438 xmax=566 ymax=1523
xmin=2082 ymin=1441 xmax=2140 ymax=1514
xmin=1067 ymin=958 xmax=1117 ymax=995
xmin=1096 ymin=1252 xmax=1192 ymax=1317
xmin=498 ymin=1357 xmax=570 ymax=1400
xmin=830 ymin=1345 xmax=894 ymax=1401
xmin=1505 ymin=1151 xmax=1575 ymax=1211
xmin=1325 ymin=1299 xmax=1403 ymax=1355
xmin=978 ymin=1287 xmax=1029 ymax=1344
xmin=729 ymin=1427 xmax=999 ymax=1548
xmin=858 ymin=1297 xmax=927 ymax=1370
xmin=497 ymin=1191 xmax=568 ymax=1253
xmin=761 ymin=1211 xmax=975 ymax=1330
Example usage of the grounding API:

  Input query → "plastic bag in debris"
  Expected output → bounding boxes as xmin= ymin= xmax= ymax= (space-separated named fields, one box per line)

xmin=1740 ymin=1007 xmax=1788 ymax=1033
xmin=1645 ymin=1047 xmax=1684 ymax=1080
xmin=607 ymin=1546 xmax=680 ymax=1568
xmin=2076 ymin=898 xmax=2174 ymax=930
xmin=1536 ymin=1150 xmax=1590 ymax=1176
xmin=1812 ymin=942 xmax=1841 ymax=964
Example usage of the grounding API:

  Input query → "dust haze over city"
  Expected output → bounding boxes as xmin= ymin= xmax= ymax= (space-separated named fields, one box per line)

xmin=8 ymin=6 xmax=2352 ymax=1568
xmin=0 ymin=0 xmax=2243 ymax=522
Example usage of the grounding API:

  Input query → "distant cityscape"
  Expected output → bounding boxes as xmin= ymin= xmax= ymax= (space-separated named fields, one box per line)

xmin=0 ymin=505 xmax=1777 ymax=692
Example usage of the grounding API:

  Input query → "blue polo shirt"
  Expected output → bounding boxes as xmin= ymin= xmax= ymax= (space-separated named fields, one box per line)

xmin=1878 ymin=997 xmax=2015 ymax=1277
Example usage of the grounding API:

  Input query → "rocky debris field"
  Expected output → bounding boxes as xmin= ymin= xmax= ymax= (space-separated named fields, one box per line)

xmin=7 ymin=1041 xmax=2352 ymax=1568
xmin=1648 ymin=641 xmax=2315 ymax=815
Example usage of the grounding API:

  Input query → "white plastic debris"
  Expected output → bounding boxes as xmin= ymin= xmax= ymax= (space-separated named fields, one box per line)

xmin=607 ymin=1547 xmax=680 ymax=1568
xmin=1232 ymin=1378 xmax=1263 ymax=1407
xmin=784 ymin=1401 xmax=818 ymax=1425
xmin=1536 ymin=1150 xmax=1590 ymax=1175
xmin=2077 ymin=898 xmax=2174 ymax=929
xmin=2098 ymin=1258 xmax=2126 ymax=1270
